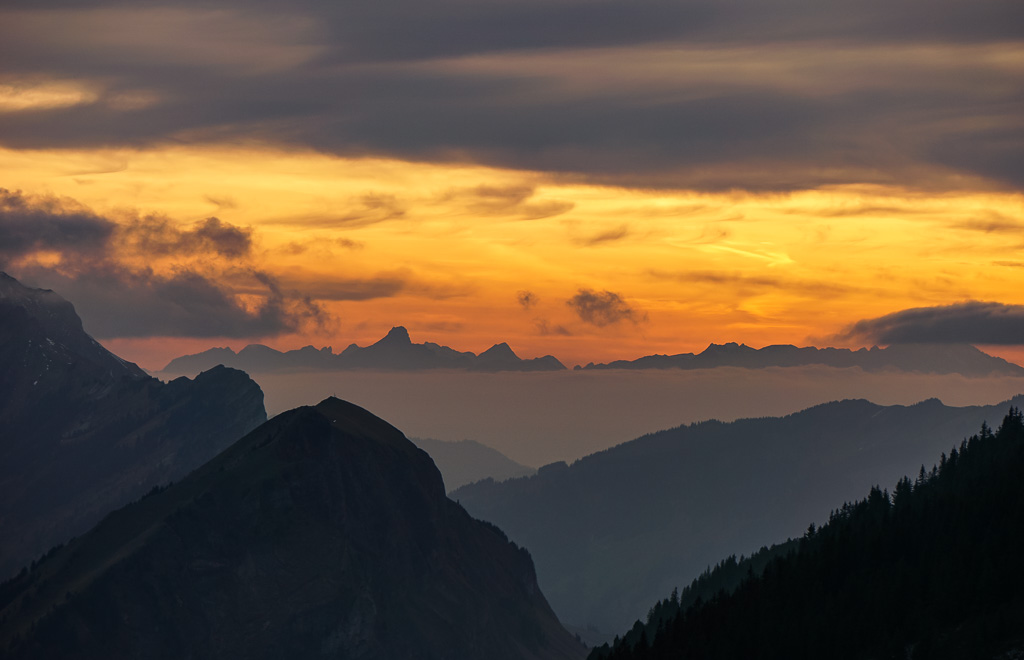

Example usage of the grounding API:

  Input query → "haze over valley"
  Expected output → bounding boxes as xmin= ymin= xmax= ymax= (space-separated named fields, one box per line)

xmin=215 ymin=366 xmax=1024 ymax=467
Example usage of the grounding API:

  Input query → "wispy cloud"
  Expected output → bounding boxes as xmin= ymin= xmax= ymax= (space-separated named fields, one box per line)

xmin=517 ymin=290 xmax=537 ymax=309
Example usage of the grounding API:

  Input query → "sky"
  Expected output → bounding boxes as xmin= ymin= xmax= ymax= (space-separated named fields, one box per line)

xmin=1 ymin=0 xmax=1023 ymax=370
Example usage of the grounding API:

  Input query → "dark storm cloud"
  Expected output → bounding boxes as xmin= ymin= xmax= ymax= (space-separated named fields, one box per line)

xmin=0 ymin=189 xmax=254 ymax=262
xmin=566 ymin=289 xmax=645 ymax=327
xmin=0 ymin=0 xmax=1022 ymax=190
xmin=0 ymin=188 xmax=114 ymax=263
xmin=3 ymin=190 xmax=331 ymax=338
xmin=122 ymin=215 xmax=253 ymax=258
xmin=836 ymin=301 xmax=1024 ymax=345
xmin=19 ymin=265 xmax=328 ymax=339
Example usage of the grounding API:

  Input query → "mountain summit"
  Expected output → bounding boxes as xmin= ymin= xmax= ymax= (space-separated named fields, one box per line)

xmin=374 ymin=325 xmax=413 ymax=345
xmin=0 ymin=397 xmax=584 ymax=660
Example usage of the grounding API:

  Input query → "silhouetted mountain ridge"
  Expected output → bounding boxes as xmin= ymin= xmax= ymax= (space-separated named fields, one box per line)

xmin=0 ymin=397 xmax=584 ymax=660
xmin=579 ymin=341 xmax=1024 ymax=376
xmin=161 ymin=326 xmax=566 ymax=374
xmin=0 ymin=272 xmax=267 ymax=578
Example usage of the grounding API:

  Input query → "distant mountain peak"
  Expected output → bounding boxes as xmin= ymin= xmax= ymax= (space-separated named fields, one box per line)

xmin=0 ymin=271 xmax=147 ymax=381
xmin=480 ymin=341 xmax=518 ymax=358
xmin=376 ymin=325 xmax=412 ymax=345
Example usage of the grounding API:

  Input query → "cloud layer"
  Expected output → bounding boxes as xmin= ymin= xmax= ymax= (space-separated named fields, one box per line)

xmin=837 ymin=301 xmax=1024 ymax=345
xmin=0 ymin=0 xmax=1021 ymax=191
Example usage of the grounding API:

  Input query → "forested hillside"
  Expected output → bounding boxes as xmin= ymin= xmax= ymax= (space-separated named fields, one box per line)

xmin=591 ymin=409 xmax=1024 ymax=659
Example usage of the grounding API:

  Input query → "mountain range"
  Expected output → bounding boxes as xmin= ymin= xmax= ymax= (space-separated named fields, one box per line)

xmin=162 ymin=333 xmax=1024 ymax=379
xmin=0 ymin=272 xmax=267 ymax=578
xmin=579 ymin=341 xmax=1024 ymax=376
xmin=160 ymin=326 xmax=566 ymax=375
xmin=452 ymin=393 xmax=1024 ymax=635
xmin=0 ymin=398 xmax=585 ymax=660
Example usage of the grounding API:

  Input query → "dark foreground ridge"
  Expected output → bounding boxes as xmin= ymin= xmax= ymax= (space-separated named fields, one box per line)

xmin=452 ymin=394 xmax=1024 ymax=634
xmin=592 ymin=409 xmax=1024 ymax=659
xmin=0 ymin=272 xmax=267 ymax=578
xmin=0 ymin=397 xmax=585 ymax=660
xmin=161 ymin=325 xmax=566 ymax=374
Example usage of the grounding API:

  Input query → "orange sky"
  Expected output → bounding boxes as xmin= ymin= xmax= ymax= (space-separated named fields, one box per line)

xmin=1 ymin=2 xmax=1022 ymax=370
xmin=2 ymin=144 xmax=1022 ymax=370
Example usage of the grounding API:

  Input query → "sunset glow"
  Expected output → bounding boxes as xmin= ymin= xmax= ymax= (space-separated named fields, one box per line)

xmin=1 ymin=0 xmax=1022 ymax=370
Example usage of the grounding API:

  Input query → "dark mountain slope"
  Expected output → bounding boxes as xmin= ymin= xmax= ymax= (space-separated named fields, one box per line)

xmin=452 ymin=394 xmax=1024 ymax=633
xmin=0 ymin=273 xmax=266 ymax=577
xmin=592 ymin=409 xmax=1024 ymax=659
xmin=580 ymin=341 xmax=1024 ymax=376
xmin=0 ymin=398 xmax=585 ymax=660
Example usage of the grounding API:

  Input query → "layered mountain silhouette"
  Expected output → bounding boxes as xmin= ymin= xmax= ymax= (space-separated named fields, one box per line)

xmin=0 ymin=397 xmax=585 ymax=660
xmin=0 ymin=273 xmax=267 ymax=578
xmin=161 ymin=326 xmax=566 ymax=375
xmin=592 ymin=410 xmax=1024 ymax=659
xmin=412 ymin=437 xmax=536 ymax=491
xmin=452 ymin=394 xmax=1024 ymax=634
xmin=579 ymin=341 xmax=1024 ymax=376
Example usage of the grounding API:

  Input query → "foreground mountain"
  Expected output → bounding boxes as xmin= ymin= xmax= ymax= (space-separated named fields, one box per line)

xmin=592 ymin=409 xmax=1024 ymax=659
xmin=580 ymin=341 xmax=1024 ymax=376
xmin=452 ymin=394 xmax=1024 ymax=634
xmin=161 ymin=326 xmax=566 ymax=375
xmin=0 ymin=273 xmax=267 ymax=577
xmin=0 ymin=397 xmax=585 ymax=660
xmin=413 ymin=437 xmax=536 ymax=491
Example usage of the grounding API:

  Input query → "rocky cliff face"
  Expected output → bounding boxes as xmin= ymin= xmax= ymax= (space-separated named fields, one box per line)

xmin=0 ymin=398 xmax=585 ymax=660
xmin=0 ymin=273 xmax=267 ymax=577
